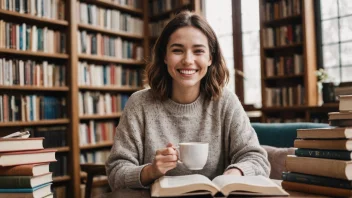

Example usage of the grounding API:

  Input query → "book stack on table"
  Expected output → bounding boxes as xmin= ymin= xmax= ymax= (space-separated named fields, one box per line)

xmin=282 ymin=95 xmax=352 ymax=197
xmin=0 ymin=136 xmax=56 ymax=198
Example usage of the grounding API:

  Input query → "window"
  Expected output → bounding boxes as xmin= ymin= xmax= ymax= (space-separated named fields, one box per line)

xmin=204 ymin=0 xmax=235 ymax=92
xmin=318 ymin=0 xmax=352 ymax=83
xmin=241 ymin=0 xmax=261 ymax=107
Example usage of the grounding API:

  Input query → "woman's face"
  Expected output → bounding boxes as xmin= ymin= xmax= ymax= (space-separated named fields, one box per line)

xmin=164 ymin=26 xmax=212 ymax=92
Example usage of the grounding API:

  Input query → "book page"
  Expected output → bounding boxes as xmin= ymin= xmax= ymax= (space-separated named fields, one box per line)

xmin=212 ymin=175 xmax=278 ymax=190
xmin=159 ymin=174 xmax=217 ymax=189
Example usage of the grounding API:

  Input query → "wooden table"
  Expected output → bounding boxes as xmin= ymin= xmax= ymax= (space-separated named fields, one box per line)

xmin=98 ymin=180 xmax=330 ymax=198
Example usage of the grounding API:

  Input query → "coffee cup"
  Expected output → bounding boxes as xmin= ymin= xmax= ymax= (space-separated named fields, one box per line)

xmin=176 ymin=142 xmax=208 ymax=170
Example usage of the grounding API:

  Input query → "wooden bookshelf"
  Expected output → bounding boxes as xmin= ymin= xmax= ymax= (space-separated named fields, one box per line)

xmin=0 ymin=9 xmax=69 ymax=27
xmin=53 ymin=175 xmax=71 ymax=183
xmin=78 ymin=24 xmax=144 ymax=40
xmin=259 ymin=0 xmax=318 ymax=123
xmin=78 ymin=54 xmax=144 ymax=65
xmin=81 ymin=0 xmax=143 ymax=15
xmin=150 ymin=4 xmax=191 ymax=21
xmin=0 ymin=119 xmax=70 ymax=127
xmin=0 ymin=48 xmax=69 ymax=59
xmin=0 ymin=85 xmax=69 ymax=91
xmin=79 ymin=86 xmax=142 ymax=92
xmin=54 ymin=146 xmax=70 ymax=153
xmin=80 ymin=141 xmax=113 ymax=150
xmin=79 ymin=113 xmax=122 ymax=120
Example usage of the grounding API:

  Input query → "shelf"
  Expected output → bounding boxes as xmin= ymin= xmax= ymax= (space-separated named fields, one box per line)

xmin=78 ymin=54 xmax=144 ymax=65
xmin=81 ymin=0 xmax=143 ymax=15
xmin=0 ymin=9 xmax=68 ymax=27
xmin=53 ymin=146 xmax=70 ymax=153
xmin=0 ymin=85 xmax=69 ymax=91
xmin=150 ymin=4 xmax=190 ymax=21
xmin=263 ymin=43 xmax=302 ymax=51
xmin=264 ymin=15 xmax=302 ymax=27
xmin=93 ymin=177 xmax=108 ymax=187
xmin=262 ymin=105 xmax=309 ymax=112
xmin=80 ymin=113 xmax=122 ymax=120
xmin=53 ymin=175 xmax=71 ymax=183
xmin=0 ymin=119 xmax=70 ymax=127
xmin=80 ymin=141 xmax=113 ymax=150
xmin=0 ymin=48 xmax=69 ymax=59
xmin=263 ymin=74 xmax=304 ymax=80
xmin=79 ymin=86 xmax=142 ymax=92
xmin=78 ymin=24 xmax=143 ymax=40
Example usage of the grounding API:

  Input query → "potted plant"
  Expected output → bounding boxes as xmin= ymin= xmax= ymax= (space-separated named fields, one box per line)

xmin=316 ymin=68 xmax=336 ymax=104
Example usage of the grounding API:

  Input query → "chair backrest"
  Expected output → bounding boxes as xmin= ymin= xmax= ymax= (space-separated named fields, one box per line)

xmin=251 ymin=122 xmax=330 ymax=148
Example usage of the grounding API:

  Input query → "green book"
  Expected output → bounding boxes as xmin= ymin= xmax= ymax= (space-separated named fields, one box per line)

xmin=0 ymin=173 xmax=52 ymax=188
xmin=295 ymin=148 xmax=352 ymax=160
xmin=282 ymin=172 xmax=352 ymax=189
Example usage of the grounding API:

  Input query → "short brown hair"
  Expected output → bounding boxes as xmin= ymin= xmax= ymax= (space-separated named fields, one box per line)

xmin=145 ymin=11 xmax=229 ymax=101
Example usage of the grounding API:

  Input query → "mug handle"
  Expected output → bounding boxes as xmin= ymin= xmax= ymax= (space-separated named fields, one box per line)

xmin=173 ymin=145 xmax=182 ymax=164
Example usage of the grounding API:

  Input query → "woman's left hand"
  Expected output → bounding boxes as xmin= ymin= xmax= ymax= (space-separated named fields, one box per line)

xmin=223 ymin=168 xmax=243 ymax=176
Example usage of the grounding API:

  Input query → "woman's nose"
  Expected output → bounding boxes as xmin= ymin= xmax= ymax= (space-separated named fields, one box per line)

xmin=182 ymin=51 xmax=194 ymax=65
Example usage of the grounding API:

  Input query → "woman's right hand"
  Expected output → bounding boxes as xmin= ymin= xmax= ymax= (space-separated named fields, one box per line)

xmin=141 ymin=143 xmax=178 ymax=186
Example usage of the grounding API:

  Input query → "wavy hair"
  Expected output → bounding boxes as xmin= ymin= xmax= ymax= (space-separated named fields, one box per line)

xmin=145 ymin=11 xmax=229 ymax=101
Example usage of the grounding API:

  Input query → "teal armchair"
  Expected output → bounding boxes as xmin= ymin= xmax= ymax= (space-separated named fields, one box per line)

xmin=251 ymin=122 xmax=330 ymax=148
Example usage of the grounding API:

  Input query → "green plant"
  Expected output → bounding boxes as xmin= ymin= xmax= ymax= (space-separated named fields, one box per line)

xmin=316 ymin=68 xmax=331 ymax=83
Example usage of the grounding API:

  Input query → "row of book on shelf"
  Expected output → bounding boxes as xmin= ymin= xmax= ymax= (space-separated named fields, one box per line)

xmin=262 ymin=24 xmax=302 ymax=48
xmin=1 ymin=0 xmax=66 ymax=20
xmin=148 ymin=0 xmax=190 ymax=17
xmin=0 ymin=21 xmax=66 ymax=53
xmin=77 ymin=2 xmax=143 ymax=36
xmin=264 ymin=84 xmax=305 ymax=107
xmin=282 ymin=95 xmax=352 ymax=197
xmin=0 ymin=133 xmax=57 ymax=197
xmin=78 ymin=62 xmax=143 ymax=87
xmin=0 ymin=95 xmax=66 ymax=122
xmin=265 ymin=54 xmax=303 ymax=77
xmin=79 ymin=92 xmax=129 ymax=116
xmin=78 ymin=31 xmax=143 ymax=60
xmin=263 ymin=0 xmax=301 ymax=21
xmin=79 ymin=121 xmax=115 ymax=146
xmin=0 ymin=58 xmax=66 ymax=87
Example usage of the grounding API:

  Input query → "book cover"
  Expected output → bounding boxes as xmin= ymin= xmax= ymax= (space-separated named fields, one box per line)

xmin=0 ymin=163 xmax=49 ymax=176
xmin=282 ymin=172 xmax=352 ymax=189
xmin=294 ymin=139 xmax=352 ymax=150
xmin=295 ymin=148 xmax=352 ymax=160
xmin=0 ymin=149 xmax=56 ymax=166
xmin=0 ymin=172 xmax=52 ymax=188
xmin=285 ymin=155 xmax=352 ymax=180
xmin=0 ymin=137 xmax=44 ymax=153
xmin=296 ymin=127 xmax=352 ymax=139
xmin=282 ymin=181 xmax=352 ymax=197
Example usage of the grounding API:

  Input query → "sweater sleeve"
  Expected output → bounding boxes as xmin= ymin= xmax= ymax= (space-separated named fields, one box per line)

xmin=105 ymin=95 xmax=148 ymax=190
xmin=225 ymin=93 xmax=270 ymax=177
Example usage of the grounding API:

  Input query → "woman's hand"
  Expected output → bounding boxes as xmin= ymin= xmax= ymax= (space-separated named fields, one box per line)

xmin=141 ymin=143 xmax=178 ymax=186
xmin=223 ymin=168 xmax=243 ymax=176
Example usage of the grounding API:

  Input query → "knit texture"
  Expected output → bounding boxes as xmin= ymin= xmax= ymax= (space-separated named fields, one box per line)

xmin=106 ymin=88 xmax=270 ymax=190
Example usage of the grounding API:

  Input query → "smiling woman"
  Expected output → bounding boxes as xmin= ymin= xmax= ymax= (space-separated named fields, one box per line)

xmin=105 ymin=11 xmax=270 ymax=191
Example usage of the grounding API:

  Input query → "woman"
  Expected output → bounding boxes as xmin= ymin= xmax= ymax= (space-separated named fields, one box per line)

xmin=106 ymin=11 xmax=270 ymax=190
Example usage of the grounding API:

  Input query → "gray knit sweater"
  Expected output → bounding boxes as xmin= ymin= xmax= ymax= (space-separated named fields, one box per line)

xmin=106 ymin=88 xmax=270 ymax=190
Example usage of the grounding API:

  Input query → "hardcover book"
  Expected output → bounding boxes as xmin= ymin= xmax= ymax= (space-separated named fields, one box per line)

xmin=151 ymin=174 xmax=288 ymax=197
xmin=0 ymin=163 xmax=49 ymax=176
xmin=0 ymin=138 xmax=44 ymax=152
xmin=0 ymin=149 xmax=56 ymax=166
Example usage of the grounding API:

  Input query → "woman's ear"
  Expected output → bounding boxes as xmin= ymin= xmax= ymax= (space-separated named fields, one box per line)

xmin=208 ymin=56 xmax=212 ymax=67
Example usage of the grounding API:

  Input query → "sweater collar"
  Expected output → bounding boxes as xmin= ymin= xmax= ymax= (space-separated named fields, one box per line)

xmin=163 ymin=93 xmax=205 ymax=114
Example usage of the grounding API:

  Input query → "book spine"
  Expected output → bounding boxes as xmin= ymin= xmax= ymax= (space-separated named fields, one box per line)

xmin=295 ymin=149 xmax=352 ymax=160
xmin=282 ymin=172 xmax=352 ymax=189
xmin=0 ymin=166 xmax=33 ymax=176
xmin=0 ymin=176 xmax=31 ymax=188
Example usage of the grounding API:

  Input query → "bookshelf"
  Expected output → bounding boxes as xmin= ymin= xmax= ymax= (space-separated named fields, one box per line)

xmin=0 ymin=0 xmax=202 ymax=197
xmin=259 ymin=0 xmax=323 ymax=123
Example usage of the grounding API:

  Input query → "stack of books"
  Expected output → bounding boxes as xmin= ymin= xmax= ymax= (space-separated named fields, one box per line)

xmin=282 ymin=95 xmax=352 ymax=197
xmin=0 ymin=133 xmax=56 ymax=198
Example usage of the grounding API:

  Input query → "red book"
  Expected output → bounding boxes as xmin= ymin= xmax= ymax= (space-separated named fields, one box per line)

xmin=0 ymin=138 xmax=44 ymax=153
xmin=0 ymin=163 xmax=50 ymax=176
xmin=0 ymin=149 xmax=56 ymax=166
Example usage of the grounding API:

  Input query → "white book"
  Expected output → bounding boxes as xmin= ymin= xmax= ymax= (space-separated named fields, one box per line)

xmin=340 ymin=95 xmax=352 ymax=112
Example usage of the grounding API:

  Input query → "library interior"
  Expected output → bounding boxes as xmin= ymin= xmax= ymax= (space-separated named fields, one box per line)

xmin=0 ymin=0 xmax=352 ymax=198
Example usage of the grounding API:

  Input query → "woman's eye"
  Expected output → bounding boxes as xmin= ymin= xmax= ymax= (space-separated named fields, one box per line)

xmin=194 ymin=50 xmax=205 ymax=54
xmin=172 ymin=49 xmax=182 ymax=53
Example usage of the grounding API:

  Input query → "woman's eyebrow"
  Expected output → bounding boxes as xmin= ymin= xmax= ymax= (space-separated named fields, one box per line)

xmin=169 ymin=43 xmax=183 ymax=48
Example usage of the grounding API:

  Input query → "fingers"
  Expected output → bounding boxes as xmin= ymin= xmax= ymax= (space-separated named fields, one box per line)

xmin=155 ymin=153 xmax=178 ymax=162
xmin=156 ymin=147 xmax=177 ymax=156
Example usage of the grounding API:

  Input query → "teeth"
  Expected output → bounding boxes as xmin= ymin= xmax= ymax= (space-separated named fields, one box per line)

xmin=179 ymin=69 xmax=196 ymax=75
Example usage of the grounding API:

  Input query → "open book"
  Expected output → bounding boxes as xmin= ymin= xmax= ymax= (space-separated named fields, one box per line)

xmin=151 ymin=174 xmax=289 ymax=197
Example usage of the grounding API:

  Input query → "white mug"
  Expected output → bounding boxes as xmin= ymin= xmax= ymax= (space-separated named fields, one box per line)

xmin=177 ymin=142 xmax=209 ymax=170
